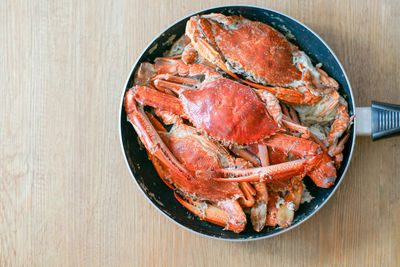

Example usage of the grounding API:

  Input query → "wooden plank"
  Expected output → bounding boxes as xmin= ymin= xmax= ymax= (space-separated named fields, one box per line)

xmin=1 ymin=0 xmax=399 ymax=266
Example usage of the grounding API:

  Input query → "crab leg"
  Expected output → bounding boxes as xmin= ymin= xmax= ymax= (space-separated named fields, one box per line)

xmin=186 ymin=33 xmax=235 ymax=79
xmin=281 ymin=117 xmax=311 ymax=139
xmin=153 ymin=58 xmax=190 ymax=75
xmin=254 ymin=88 xmax=312 ymax=138
xmin=250 ymin=146 xmax=270 ymax=232
xmin=263 ymin=133 xmax=320 ymax=157
xmin=145 ymin=112 xmax=178 ymax=190
xmin=307 ymin=151 xmax=336 ymax=188
xmin=326 ymin=104 xmax=350 ymax=145
xmin=152 ymin=74 xmax=199 ymax=85
xmin=328 ymin=131 xmax=350 ymax=167
xmin=257 ymin=144 xmax=269 ymax=167
xmin=230 ymin=145 xmax=260 ymax=166
xmin=134 ymin=85 xmax=188 ymax=119
xmin=256 ymin=90 xmax=283 ymax=126
xmin=124 ymin=88 xmax=193 ymax=180
xmin=154 ymin=109 xmax=182 ymax=125
xmin=153 ymin=79 xmax=193 ymax=94
xmin=229 ymin=144 xmax=270 ymax=230
xmin=262 ymin=133 xmax=337 ymax=188
xmin=246 ymin=67 xmax=323 ymax=105
xmin=151 ymin=59 xmax=222 ymax=95
xmin=145 ymin=111 xmax=167 ymax=132
xmin=152 ymin=81 xmax=176 ymax=96
xmin=218 ymin=133 xmax=326 ymax=184
xmin=316 ymin=68 xmax=339 ymax=90
xmin=310 ymin=133 xmax=328 ymax=152
xmin=289 ymin=106 xmax=301 ymax=124
xmin=154 ymin=58 xmax=220 ymax=79
xmin=329 ymin=131 xmax=350 ymax=157
xmin=264 ymin=132 xmax=336 ymax=188
xmin=317 ymin=90 xmax=340 ymax=117
xmin=257 ymin=91 xmax=310 ymax=138
xmin=213 ymin=157 xmax=319 ymax=183
xmin=250 ymin=81 xmax=320 ymax=105
xmin=151 ymin=157 xmax=175 ymax=190
xmin=281 ymin=103 xmax=291 ymax=118
xmin=174 ymin=193 xmax=246 ymax=233
xmin=224 ymin=147 xmax=257 ymax=207
xmin=238 ymin=182 xmax=256 ymax=207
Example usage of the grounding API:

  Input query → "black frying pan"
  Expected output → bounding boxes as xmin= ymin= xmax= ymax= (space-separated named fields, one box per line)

xmin=119 ymin=5 xmax=400 ymax=241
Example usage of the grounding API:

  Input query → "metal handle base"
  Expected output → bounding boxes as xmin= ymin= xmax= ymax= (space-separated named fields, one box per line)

xmin=371 ymin=101 xmax=400 ymax=141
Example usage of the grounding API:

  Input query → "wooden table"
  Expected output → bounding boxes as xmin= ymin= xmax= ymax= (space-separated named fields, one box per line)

xmin=1 ymin=0 xmax=399 ymax=266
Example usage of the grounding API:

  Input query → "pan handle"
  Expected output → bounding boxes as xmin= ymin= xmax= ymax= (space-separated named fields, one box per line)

xmin=355 ymin=101 xmax=400 ymax=140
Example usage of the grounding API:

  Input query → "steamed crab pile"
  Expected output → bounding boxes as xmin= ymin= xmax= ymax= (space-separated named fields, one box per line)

xmin=124 ymin=14 xmax=353 ymax=233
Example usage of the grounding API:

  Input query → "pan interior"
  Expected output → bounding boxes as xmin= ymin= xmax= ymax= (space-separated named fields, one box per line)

xmin=120 ymin=5 xmax=355 ymax=240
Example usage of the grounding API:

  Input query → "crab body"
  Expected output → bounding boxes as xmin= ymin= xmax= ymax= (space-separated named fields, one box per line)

xmin=180 ymin=77 xmax=283 ymax=144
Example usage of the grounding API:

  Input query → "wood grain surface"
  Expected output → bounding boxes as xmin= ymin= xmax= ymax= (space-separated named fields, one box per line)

xmin=1 ymin=0 xmax=399 ymax=266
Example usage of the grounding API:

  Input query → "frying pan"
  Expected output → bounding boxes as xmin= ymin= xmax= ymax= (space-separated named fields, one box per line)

xmin=119 ymin=5 xmax=400 ymax=241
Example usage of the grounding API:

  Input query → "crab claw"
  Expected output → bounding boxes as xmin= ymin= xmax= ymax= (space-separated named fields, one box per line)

xmin=214 ymin=156 xmax=321 ymax=183
xmin=174 ymin=193 xmax=246 ymax=233
xmin=250 ymin=182 xmax=269 ymax=232
xmin=276 ymin=176 xmax=303 ymax=228
xmin=307 ymin=152 xmax=337 ymax=188
xmin=124 ymin=88 xmax=193 ymax=181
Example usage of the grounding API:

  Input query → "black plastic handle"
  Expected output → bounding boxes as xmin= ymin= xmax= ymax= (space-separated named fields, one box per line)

xmin=371 ymin=101 xmax=400 ymax=141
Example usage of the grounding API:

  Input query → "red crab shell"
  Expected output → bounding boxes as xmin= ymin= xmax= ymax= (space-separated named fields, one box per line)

xmin=186 ymin=15 xmax=302 ymax=86
xmin=180 ymin=77 xmax=283 ymax=145
xmin=155 ymin=126 xmax=244 ymax=201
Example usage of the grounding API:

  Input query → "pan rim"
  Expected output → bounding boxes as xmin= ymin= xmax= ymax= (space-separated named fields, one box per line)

xmin=119 ymin=4 xmax=356 ymax=241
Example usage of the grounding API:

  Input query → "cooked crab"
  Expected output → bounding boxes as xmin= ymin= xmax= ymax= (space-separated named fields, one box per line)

xmin=185 ymin=13 xmax=339 ymax=106
xmin=185 ymin=13 xmax=352 ymax=142
xmin=123 ymin=17 xmax=353 ymax=232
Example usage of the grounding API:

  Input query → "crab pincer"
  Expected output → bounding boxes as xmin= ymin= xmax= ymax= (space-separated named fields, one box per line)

xmin=174 ymin=193 xmax=246 ymax=233
xmin=124 ymin=88 xmax=193 ymax=181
